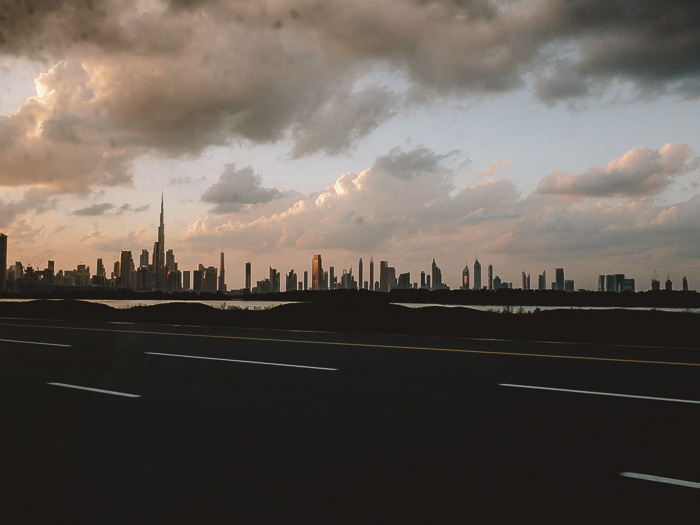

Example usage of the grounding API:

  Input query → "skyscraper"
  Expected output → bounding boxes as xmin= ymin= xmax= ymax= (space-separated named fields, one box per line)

xmin=488 ymin=264 xmax=493 ymax=291
xmin=120 ymin=250 xmax=134 ymax=289
xmin=358 ymin=258 xmax=363 ymax=291
xmin=245 ymin=261 xmax=251 ymax=292
xmin=555 ymin=268 xmax=564 ymax=291
xmin=461 ymin=262 xmax=469 ymax=290
xmin=153 ymin=241 xmax=163 ymax=290
xmin=155 ymin=193 xmax=166 ymax=290
xmin=0 ymin=233 xmax=7 ymax=292
xmin=431 ymin=259 xmax=442 ymax=290
xmin=312 ymin=255 xmax=323 ymax=290
xmin=218 ymin=250 xmax=226 ymax=292
xmin=369 ymin=256 xmax=374 ymax=291
xmin=473 ymin=257 xmax=482 ymax=290
xmin=380 ymin=261 xmax=389 ymax=292
xmin=140 ymin=249 xmax=149 ymax=268
xmin=303 ymin=270 xmax=308 ymax=291
xmin=96 ymin=258 xmax=105 ymax=278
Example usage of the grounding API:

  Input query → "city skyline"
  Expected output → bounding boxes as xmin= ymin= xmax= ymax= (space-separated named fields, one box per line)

xmin=1 ymin=2 xmax=699 ymax=290
xmin=0 ymin=197 xmax=693 ymax=292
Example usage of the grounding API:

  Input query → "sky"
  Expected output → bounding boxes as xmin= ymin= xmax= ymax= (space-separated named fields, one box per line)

xmin=1 ymin=0 xmax=699 ymax=291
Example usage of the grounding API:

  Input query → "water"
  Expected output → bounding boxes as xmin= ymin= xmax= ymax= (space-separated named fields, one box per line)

xmin=395 ymin=303 xmax=700 ymax=314
xmin=1 ymin=298 xmax=698 ymax=314
xmin=0 ymin=299 xmax=297 ymax=310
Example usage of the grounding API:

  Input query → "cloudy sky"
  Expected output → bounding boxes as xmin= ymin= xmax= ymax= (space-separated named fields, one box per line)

xmin=1 ymin=0 xmax=699 ymax=290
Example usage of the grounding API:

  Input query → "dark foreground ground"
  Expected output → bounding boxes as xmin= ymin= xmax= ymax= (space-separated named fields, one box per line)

xmin=0 ymin=299 xmax=698 ymax=349
xmin=1 ymin=316 xmax=699 ymax=523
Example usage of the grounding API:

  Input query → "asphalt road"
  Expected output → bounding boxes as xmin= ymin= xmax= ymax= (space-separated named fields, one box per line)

xmin=1 ymin=318 xmax=699 ymax=524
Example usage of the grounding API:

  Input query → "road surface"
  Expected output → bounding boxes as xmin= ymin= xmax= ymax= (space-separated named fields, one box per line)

xmin=1 ymin=318 xmax=699 ymax=523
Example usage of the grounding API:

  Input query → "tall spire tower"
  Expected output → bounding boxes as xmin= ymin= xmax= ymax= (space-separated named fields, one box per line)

xmin=154 ymin=191 xmax=166 ymax=291
xmin=158 ymin=191 xmax=165 ymax=265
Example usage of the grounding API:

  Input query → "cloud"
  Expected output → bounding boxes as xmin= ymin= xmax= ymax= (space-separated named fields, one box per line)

xmin=187 ymin=146 xmax=503 ymax=254
xmin=116 ymin=203 xmax=150 ymax=214
xmin=0 ymin=188 xmax=54 ymax=228
xmin=79 ymin=229 xmax=104 ymax=243
xmin=72 ymin=203 xmax=115 ymax=216
xmin=0 ymin=0 xmax=698 ymax=196
xmin=201 ymin=164 xmax=287 ymax=214
xmin=536 ymin=144 xmax=699 ymax=199
xmin=169 ymin=175 xmax=207 ymax=186
xmin=179 ymin=144 xmax=700 ymax=288
xmin=372 ymin=147 xmax=457 ymax=180
xmin=290 ymin=84 xmax=400 ymax=157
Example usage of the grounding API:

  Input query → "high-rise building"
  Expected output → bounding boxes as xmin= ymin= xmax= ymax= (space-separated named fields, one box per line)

xmin=329 ymin=266 xmax=336 ymax=290
xmin=473 ymin=258 xmax=481 ymax=290
xmin=461 ymin=262 xmax=469 ymax=290
xmin=182 ymin=270 xmax=191 ymax=290
xmin=598 ymin=275 xmax=605 ymax=292
xmin=218 ymin=250 xmax=226 ymax=292
xmin=193 ymin=269 xmax=203 ymax=291
xmin=665 ymin=277 xmax=673 ymax=291
xmin=369 ymin=256 xmax=374 ymax=291
xmin=555 ymin=268 xmax=564 ymax=291
xmin=120 ymin=250 xmax=134 ymax=289
xmin=303 ymin=270 xmax=308 ymax=291
xmin=538 ymin=270 xmax=546 ymax=291
xmin=140 ymin=249 xmax=149 ymax=268
xmin=158 ymin=193 xmax=165 ymax=267
xmin=398 ymin=272 xmax=411 ymax=289
xmin=286 ymin=269 xmax=298 ymax=292
xmin=245 ymin=261 xmax=251 ymax=292
xmin=522 ymin=271 xmax=527 ymax=290
xmin=0 ymin=233 xmax=7 ymax=292
xmin=488 ymin=264 xmax=493 ymax=291
xmin=358 ymin=258 xmax=363 ymax=291
xmin=380 ymin=261 xmax=389 ymax=292
xmin=268 ymin=267 xmax=280 ymax=293
xmin=621 ymin=278 xmax=635 ymax=293
xmin=312 ymin=255 xmax=323 ymax=290
xmin=651 ymin=278 xmax=660 ymax=291
xmin=683 ymin=276 xmax=689 ymax=292
xmin=166 ymin=249 xmax=175 ymax=272
xmin=96 ymin=258 xmax=105 ymax=278
xmin=431 ymin=259 xmax=442 ymax=290
xmin=204 ymin=266 xmax=218 ymax=292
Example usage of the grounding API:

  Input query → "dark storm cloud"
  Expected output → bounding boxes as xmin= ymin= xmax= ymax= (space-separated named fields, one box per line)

xmin=72 ymin=203 xmax=114 ymax=216
xmin=1 ymin=0 xmax=699 ymax=194
xmin=201 ymin=164 xmax=286 ymax=213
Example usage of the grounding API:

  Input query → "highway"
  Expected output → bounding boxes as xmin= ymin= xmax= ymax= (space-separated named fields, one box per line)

xmin=1 ymin=318 xmax=699 ymax=523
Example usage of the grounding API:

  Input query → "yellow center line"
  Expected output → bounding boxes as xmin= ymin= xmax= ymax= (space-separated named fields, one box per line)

xmin=1 ymin=321 xmax=699 ymax=367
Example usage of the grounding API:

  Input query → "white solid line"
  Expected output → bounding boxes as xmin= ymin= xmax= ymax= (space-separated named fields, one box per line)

xmin=620 ymin=472 xmax=700 ymax=489
xmin=499 ymin=383 xmax=700 ymax=405
xmin=145 ymin=351 xmax=338 ymax=371
xmin=0 ymin=338 xmax=71 ymax=348
xmin=47 ymin=382 xmax=141 ymax=398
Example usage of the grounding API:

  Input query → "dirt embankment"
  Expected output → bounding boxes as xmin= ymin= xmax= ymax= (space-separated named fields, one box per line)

xmin=0 ymin=300 xmax=697 ymax=349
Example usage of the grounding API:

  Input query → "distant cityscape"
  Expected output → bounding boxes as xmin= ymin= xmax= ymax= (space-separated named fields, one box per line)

xmin=0 ymin=196 xmax=693 ymax=295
